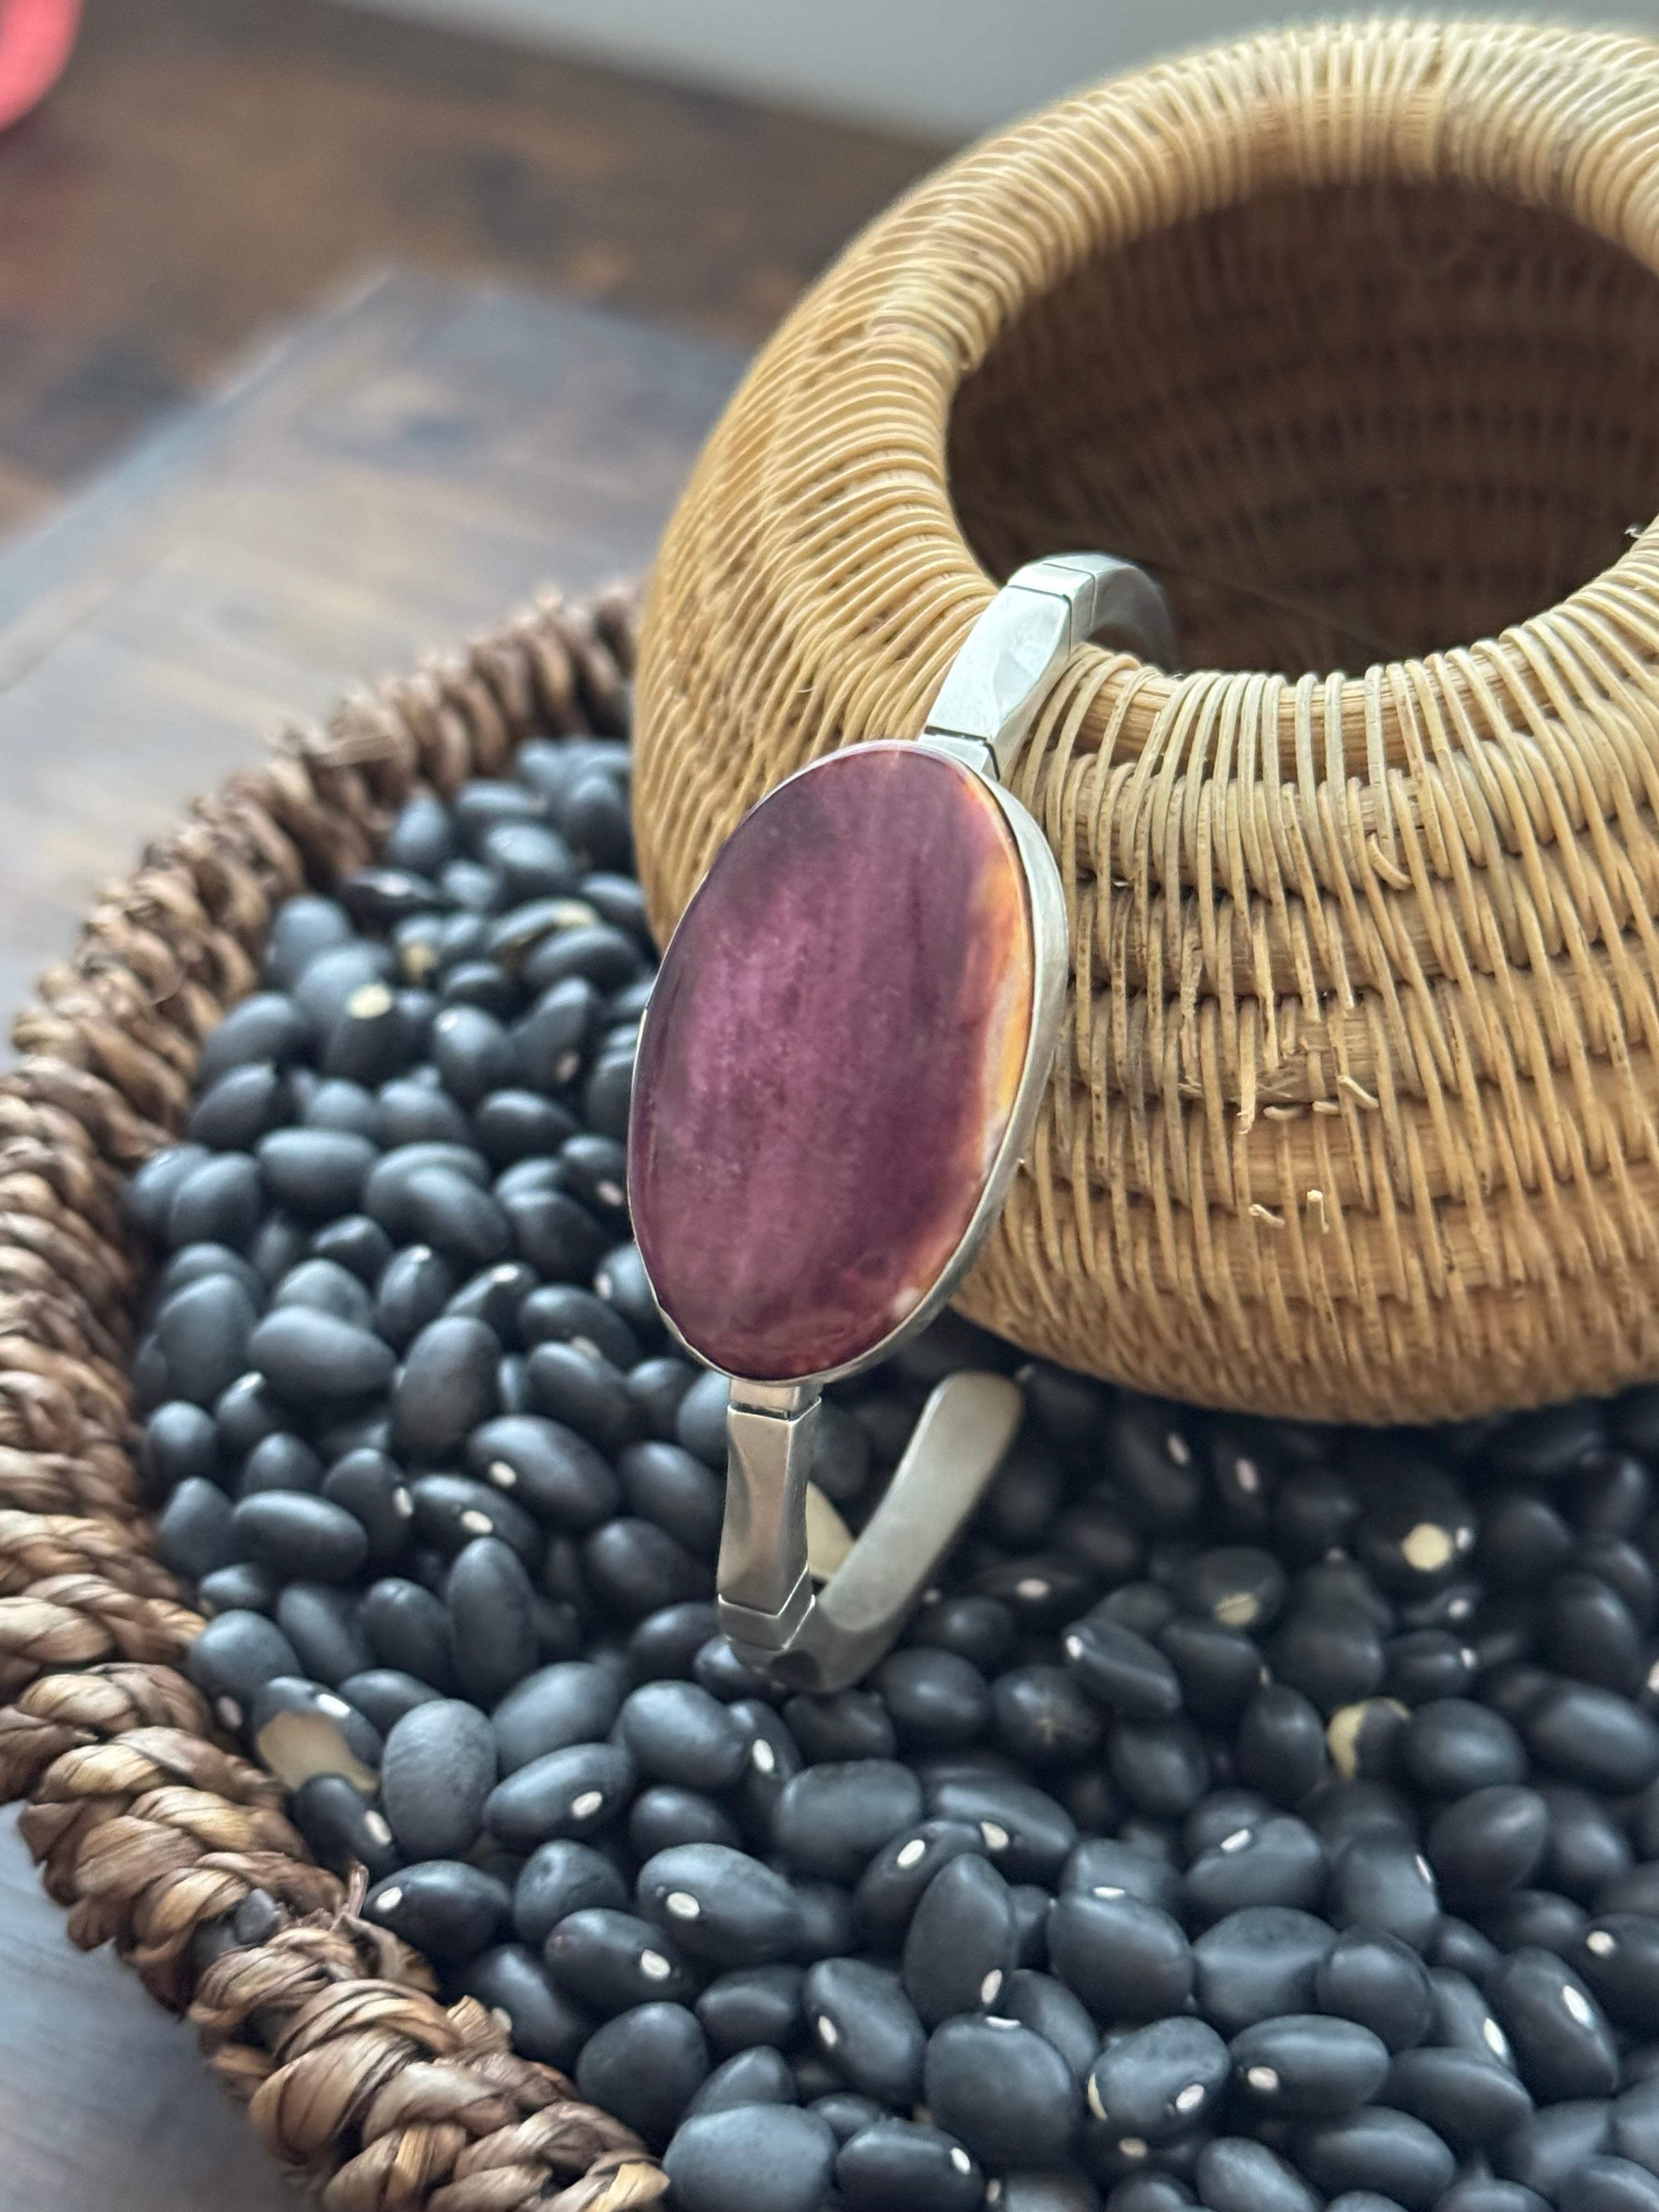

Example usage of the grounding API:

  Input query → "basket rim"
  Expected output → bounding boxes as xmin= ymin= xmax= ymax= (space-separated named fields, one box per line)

xmin=702 ymin=13 xmax=1659 ymax=764
xmin=0 ymin=584 xmax=670 ymax=2211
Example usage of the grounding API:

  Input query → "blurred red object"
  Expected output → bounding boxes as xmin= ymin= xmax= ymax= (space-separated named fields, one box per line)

xmin=0 ymin=0 xmax=78 ymax=131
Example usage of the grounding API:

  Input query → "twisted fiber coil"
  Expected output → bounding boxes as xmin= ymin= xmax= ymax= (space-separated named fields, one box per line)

xmin=636 ymin=15 xmax=1659 ymax=1424
xmin=0 ymin=592 xmax=667 ymax=2209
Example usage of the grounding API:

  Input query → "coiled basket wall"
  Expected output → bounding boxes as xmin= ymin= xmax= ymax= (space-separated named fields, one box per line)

xmin=634 ymin=16 xmax=1659 ymax=1426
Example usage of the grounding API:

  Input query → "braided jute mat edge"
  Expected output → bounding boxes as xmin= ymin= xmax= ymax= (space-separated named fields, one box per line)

xmin=0 ymin=585 xmax=669 ymax=2212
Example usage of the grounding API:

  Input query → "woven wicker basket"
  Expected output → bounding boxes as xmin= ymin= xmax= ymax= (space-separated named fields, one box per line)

xmin=635 ymin=15 xmax=1659 ymax=1426
xmin=0 ymin=592 xmax=668 ymax=2212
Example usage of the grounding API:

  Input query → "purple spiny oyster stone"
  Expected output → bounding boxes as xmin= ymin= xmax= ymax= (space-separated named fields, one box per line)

xmin=628 ymin=743 xmax=1036 ymax=1381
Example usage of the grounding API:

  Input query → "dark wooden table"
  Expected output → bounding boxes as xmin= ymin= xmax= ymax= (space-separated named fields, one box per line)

xmin=0 ymin=269 xmax=745 ymax=2212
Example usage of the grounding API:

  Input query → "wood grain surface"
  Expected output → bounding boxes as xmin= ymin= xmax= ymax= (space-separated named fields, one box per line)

xmin=0 ymin=0 xmax=938 ymax=540
xmin=0 ymin=272 xmax=745 ymax=2212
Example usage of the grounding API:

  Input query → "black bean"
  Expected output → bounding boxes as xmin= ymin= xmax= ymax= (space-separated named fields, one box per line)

xmin=517 ymin=1285 xmax=636 ymax=1374
xmin=924 ymin=1774 xmax=1077 ymax=1883
xmin=926 ymin=2014 xmax=1081 ymax=2168
xmin=1401 ymin=1697 xmax=1526 ymax=1795
xmin=847 ymin=1821 xmax=986 ymax=1949
xmin=1328 ymin=1832 xmax=1440 ymax=1951
xmin=339 ymin=1669 xmax=441 ymax=1733
xmin=627 ymin=1601 xmax=720 ymax=1684
xmin=1482 ymin=1887 xmax=1590 ymax=1957
xmin=250 ymin=1677 xmax=381 ymax=1792
xmin=195 ymin=996 xmax=310 ymax=1090
xmin=1487 ymin=1946 xmax=1621 ymax=2100
xmin=1527 ymin=1683 xmax=1659 ymax=1792
xmin=156 ymin=1274 xmax=260 ymax=1407
xmin=685 ymin=2044 xmax=795 ymax=2120
xmin=592 ymin=1245 xmax=663 ymax=1353
xmin=377 ymin=1079 xmax=472 ymax=1149
xmin=140 ymin=1398 xmax=224 ymax=1494
xmin=370 ymin=1244 xmax=451 ymax=1353
xmin=491 ymin=1659 xmax=622 ymax=1776
xmin=394 ymin=1319 xmax=501 ymax=1460
xmin=512 ymin=1836 xmax=628 ymax=1948
xmin=520 ymin=1306 xmax=634 ymax=1423
xmin=292 ymin=1771 xmax=400 ymax=1880
xmin=785 ymin=1689 xmax=898 ymax=1764
xmin=900 ymin=1852 xmax=1016 ymax=2025
xmin=1231 ymin=2013 xmax=1390 ymax=2117
xmin=1156 ymin=1618 xmax=1266 ymax=1723
xmin=1184 ymin=1814 xmax=1326 ymax=1921
xmin=460 ymin=1413 xmax=618 ymax=1532
xmin=1271 ymin=1605 xmax=1386 ymax=1712
xmin=1495 ymin=2103 xmax=1615 ymax=2199
xmin=246 ymin=1308 xmax=395 ymax=1406
xmin=1427 ymin=1784 xmax=1549 ymax=1903
xmin=254 ymin=1127 xmax=377 ymax=1221
xmin=972 ymin=1554 xmax=1099 ymax=1632
xmin=1292 ymin=2108 xmax=1455 ymax=2212
xmin=559 ymin=772 xmax=633 ymax=873
xmin=382 ymin=793 xmax=455 ymax=881
xmin=402 ymin=1166 xmax=513 ymax=1269
xmin=908 ymin=1596 xmax=1016 ymax=1677
xmin=1108 ymin=1717 xmax=1209 ymax=1818
xmin=438 ymin=961 xmax=522 ymax=1021
xmin=1061 ymin=1612 xmax=1181 ymax=1719
xmin=267 ymin=895 xmax=354 ymax=988
xmin=442 ymin=857 xmax=505 ymax=910
xmin=320 ymin=1448 xmax=414 ymax=1571
xmin=428 ymin=1004 xmax=518 ymax=1106
xmin=613 ymin=1441 xmax=721 ymax=1562
xmin=574 ymin=1999 xmax=709 ymax=2147
xmin=871 ymin=1651 xmax=990 ymax=1750
xmin=1194 ymin=1907 xmax=1337 ymax=2034
xmin=544 ymin=1905 xmax=696 ymax=2011
xmin=187 ymin=1609 xmax=302 ymax=1731
xmin=583 ymin=1518 xmax=708 ymax=1621
xmin=665 ymin=1370 xmax=725 ymax=1470
xmin=1382 ymin=1627 xmax=1477 ymax=1706
xmin=273 ymin=1256 xmax=376 ymax=1330
xmin=365 ymin=1858 xmax=511 ymax=1964
xmin=1049 ymin=1892 xmax=1192 ymax=2022
xmin=1062 ymin=1837 xmax=1183 ymax=1913
xmin=448 ymin=1536 xmax=539 ymax=1705
xmin=1087 ymin=2016 xmax=1229 ymax=2144
xmin=486 ymin=1740 xmax=636 ymax=1848
xmin=1439 ymin=2186 xmax=1549 ymax=2212
xmin=515 ymin=975 xmax=599 ymax=1093
xmin=1316 ymin=1927 xmax=1434 ymax=2050
xmin=232 ymin=1492 xmax=368 ymax=1582
xmin=689 ymin=1963 xmax=803 ymax=2059
xmin=459 ymin=1942 xmax=592 ymax=2068
xmin=521 ymin=919 xmax=640 ymax=998
xmin=1108 ymin=2175 xmax=1197 ymax=2212
xmin=583 ymin=1046 xmax=635 ymax=1139
xmin=275 ymin=1583 xmax=375 ymax=1685
xmin=190 ymin=1061 xmax=292 ymax=1151
xmin=834 ymin=2117 xmax=983 ymax=2212
xmin=787 ymin=1877 xmax=855 ymax=1966
xmin=362 ymin=1576 xmax=456 ymax=1691
xmin=636 ymin=1842 xmax=803 ymax=1968
xmin=1564 ymin=2159 xmax=1659 ymax=2212
xmin=664 ymin=2106 xmax=838 ymax=2212
xmin=1430 ymin=1915 xmax=1502 ymax=1980
xmin=772 ymin=1761 xmax=925 ymax=1883
xmin=1573 ymin=1916 xmax=1659 ymax=2033
xmin=1237 ymin=1683 xmax=1329 ymax=1804
xmin=444 ymin=1258 xmax=537 ymax=1343
xmin=1385 ymin=2046 xmax=1533 ymax=2152
xmin=199 ymin=1562 xmax=278 ymax=1616
xmin=1431 ymin=1967 xmax=1517 ymax=2068
xmin=250 ymin=1210 xmax=313 ymax=1285
xmin=629 ymin=1786 xmax=741 ymax=1857
xmin=1612 ymin=2079 xmax=1659 ymax=2172
xmin=1195 ymin=2137 xmax=1319 ymax=2212
xmin=236 ymin=1431 xmax=325 ymax=1498
xmin=509 ymin=1192 xmax=611 ymax=1285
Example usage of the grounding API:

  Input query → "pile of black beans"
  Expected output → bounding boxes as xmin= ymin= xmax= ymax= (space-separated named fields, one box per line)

xmin=129 ymin=717 xmax=1659 ymax=2212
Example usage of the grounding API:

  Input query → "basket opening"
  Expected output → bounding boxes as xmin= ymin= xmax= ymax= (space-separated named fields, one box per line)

xmin=949 ymin=179 xmax=1659 ymax=679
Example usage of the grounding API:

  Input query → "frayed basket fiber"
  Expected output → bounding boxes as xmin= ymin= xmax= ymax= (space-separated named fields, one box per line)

xmin=635 ymin=16 xmax=1659 ymax=1426
xmin=0 ymin=590 xmax=666 ymax=2212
